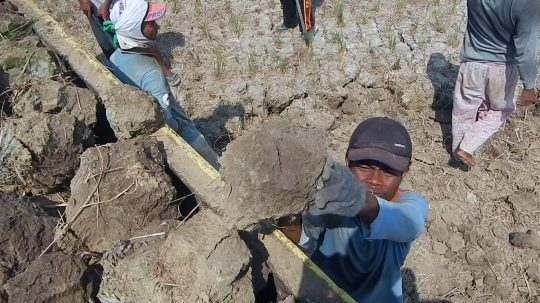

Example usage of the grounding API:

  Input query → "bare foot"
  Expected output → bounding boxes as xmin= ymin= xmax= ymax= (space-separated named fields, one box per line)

xmin=455 ymin=149 xmax=474 ymax=166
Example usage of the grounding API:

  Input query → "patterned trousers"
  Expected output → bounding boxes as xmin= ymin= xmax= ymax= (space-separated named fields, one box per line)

xmin=452 ymin=61 xmax=519 ymax=154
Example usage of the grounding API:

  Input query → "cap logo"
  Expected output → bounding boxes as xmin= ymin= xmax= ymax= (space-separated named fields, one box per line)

xmin=147 ymin=8 xmax=165 ymax=20
xmin=394 ymin=143 xmax=405 ymax=148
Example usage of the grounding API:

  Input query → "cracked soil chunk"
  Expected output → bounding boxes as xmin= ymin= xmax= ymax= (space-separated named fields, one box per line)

xmin=0 ymin=112 xmax=94 ymax=193
xmin=66 ymin=136 xmax=176 ymax=252
xmin=98 ymin=210 xmax=254 ymax=303
xmin=4 ymin=251 xmax=87 ymax=303
xmin=0 ymin=193 xmax=56 ymax=284
xmin=102 ymin=84 xmax=164 ymax=139
xmin=220 ymin=116 xmax=327 ymax=230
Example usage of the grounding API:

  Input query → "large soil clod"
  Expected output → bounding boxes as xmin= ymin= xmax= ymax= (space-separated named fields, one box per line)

xmin=65 ymin=135 xmax=177 ymax=252
xmin=0 ymin=111 xmax=94 ymax=193
xmin=98 ymin=210 xmax=255 ymax=303
xmin=3 ymin=251 xmax=88 ymax=303
xmin=220 ymin=116 xmax=327 ymax=230
xmin=0 ymin=193 xmax=56 ymax=285
xmin=12 ymin=79 xmax=98 ymax=127
xmin=101 ymin=85 xmax=164 ymax=139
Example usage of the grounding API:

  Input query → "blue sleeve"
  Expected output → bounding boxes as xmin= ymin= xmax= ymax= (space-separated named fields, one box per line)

xmin=361 ymin=191 xmax=428 ymax=243
xmin=514 ymin=1 xmax=540 ymax=90
xmin=140 ymin=70 xmax=179 ymax=131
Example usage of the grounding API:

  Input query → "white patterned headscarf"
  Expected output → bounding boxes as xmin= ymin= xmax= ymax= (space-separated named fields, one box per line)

xmin=109 ymin=0 xmax=166 ymax=49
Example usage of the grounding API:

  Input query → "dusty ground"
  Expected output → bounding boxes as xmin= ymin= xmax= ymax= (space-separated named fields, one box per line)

xmin=7 ymin=0 xmax=540 ymax=302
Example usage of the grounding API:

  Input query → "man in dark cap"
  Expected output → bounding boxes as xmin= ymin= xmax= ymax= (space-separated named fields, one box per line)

xmin=279 ymin=117 xmax=428 ymax=303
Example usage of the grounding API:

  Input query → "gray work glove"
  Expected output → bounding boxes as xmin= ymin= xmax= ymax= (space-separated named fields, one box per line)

xmin=309 ymin=155 xmax=366 ymax=217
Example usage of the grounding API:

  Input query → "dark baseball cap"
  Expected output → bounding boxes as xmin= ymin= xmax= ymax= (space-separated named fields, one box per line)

xmin=347 ymin=117 xmax=412 ymax=172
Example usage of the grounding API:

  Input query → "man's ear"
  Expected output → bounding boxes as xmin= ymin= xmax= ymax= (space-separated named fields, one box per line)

xmin=401 ymin=168 xmax=409 ymax=178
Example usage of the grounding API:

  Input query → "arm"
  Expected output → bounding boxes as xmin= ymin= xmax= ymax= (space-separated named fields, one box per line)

xmin=98 ymin=0 xmax=113 ymax=20
xmin=277 ymin=215 xmax=303 ymax=243
xmin=514 ymin=1 xmax=540 ymax=91
xmin=359 ymin=191 xmax=428 ymax=243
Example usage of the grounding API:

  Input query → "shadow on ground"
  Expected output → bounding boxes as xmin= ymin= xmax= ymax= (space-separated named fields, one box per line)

xmin=194 ymin=103 xmax=245 ymax=155
xmin=402 ymin=267 xmax=453 ymax=303
xmin=426 ymin=53 xmax=469 ymax=171
xmin=157 ymin=31 xmax=186 ymax=69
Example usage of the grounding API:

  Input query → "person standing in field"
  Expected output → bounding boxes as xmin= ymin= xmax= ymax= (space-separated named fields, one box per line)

xmin=275 ymin=0 xmax=318 ymax=39
xmin=452 ymin=0 xmax=540 ymax=167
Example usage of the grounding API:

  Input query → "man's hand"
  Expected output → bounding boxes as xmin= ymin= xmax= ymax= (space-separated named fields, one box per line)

xmin=98 ymin=3 xmax=110 ymax=20
xmin=309 ymin=155 xmax=366 ymax=217
xmin=519 ymin=89 xmax=536 ymax=106
xmin=78 ymin=0 xmax=91 ymax=17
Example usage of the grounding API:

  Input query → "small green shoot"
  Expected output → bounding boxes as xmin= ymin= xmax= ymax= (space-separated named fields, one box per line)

xmin=213 ymin=49 xmax=225 ymax=78
xmin=229 ymin=13 xmax=242 ymax=37
xmin=334 ymin=3 xmax=345 ymax=27
xmin=247 ymin=53 xmax=258 ymax=75
xmin=332 ymin=32 xmax=346 ymax=54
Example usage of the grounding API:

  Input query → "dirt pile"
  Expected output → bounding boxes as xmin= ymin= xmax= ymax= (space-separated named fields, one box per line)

xmin=220 ymin=117 xmax=327 ymax=230
xmin=0 ymin=193 xmax=56 ymax=285
xmin=101 ymin=84 xmax=164 ymax=139
xmin=65 ymin=135 xmax=177 ymax=252
xmin=0 ymin=111 xmax=93 ymax=193
xmin=98 ymin=210 xmax=254 ymax=303
xmin=3 ymin=251 xmax=88 ymax=303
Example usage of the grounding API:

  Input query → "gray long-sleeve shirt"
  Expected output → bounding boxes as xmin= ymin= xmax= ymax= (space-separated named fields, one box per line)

xmin=461 ymin=0 xmax=540 ymax=90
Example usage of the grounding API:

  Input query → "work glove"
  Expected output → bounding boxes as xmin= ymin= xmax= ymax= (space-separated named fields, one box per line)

xmin=309 ymin=155 xmax=366 ymax=217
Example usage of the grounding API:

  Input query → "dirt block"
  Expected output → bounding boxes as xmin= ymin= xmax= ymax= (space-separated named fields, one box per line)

xmin=0 ymin=112 xmax=94 ymax=193
xmin=11 ymin=79 xmax=98 ymax=126
xmin=220 ymin=116 xmax=327 ymax=230
xmin=509 ymin=230 xmax=540 ymax=250
xmin=3 ymin=251 xmax=87 ymax=303
xmin=0 ymin=193 xmax=56 ymax=284
xmin=66 ymin=136 xmax=176 ymax=252
xmin=12 ymin=79 xmax=63 ymax=116
xmin=98 ymin=210 xmax=254 ymax=303
xmin=101 ymin=84 xmax=164 ymax=139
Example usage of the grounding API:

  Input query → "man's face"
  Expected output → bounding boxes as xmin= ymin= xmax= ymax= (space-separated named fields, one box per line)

xmin=142 ymin=21 xmax=160 ymax=40
xmin=347 ymin=159 xmax=407 ymax=201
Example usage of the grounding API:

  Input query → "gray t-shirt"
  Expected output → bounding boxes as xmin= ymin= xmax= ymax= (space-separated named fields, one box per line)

xmin=461 ymin=0 xmax=540 ymax=90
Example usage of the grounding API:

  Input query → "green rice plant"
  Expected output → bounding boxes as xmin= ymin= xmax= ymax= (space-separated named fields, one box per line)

xmin=0 ymin=18 xmax=35 ymax=41
xmin=448 ymin=31 xmax=462 ymax=48
xmin=433 ymin=18 xmax=445 ymax=33
xmin=332 ymin=32 xmax=346 ymax=54
xmin=229 ymin=13 xmax=242 ymax=37
xmin=213 ymin=49 xmax=225 ymax=78
xmin=247 ymin=52 xmax=258 ymax=75
xmin=388 ymin=35 xmax=397 ymax=52
xmin=278 ymin=57 xmax=289 ymax=74
xmin=333 ymin=3 xmax=345 ymax=27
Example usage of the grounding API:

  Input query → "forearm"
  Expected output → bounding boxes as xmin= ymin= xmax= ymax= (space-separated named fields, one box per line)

xmin=356 ymin=193 xmax=379 ymax=224
xmin=277 ymin=215 xmax=302 ymax=243
xmin=149 ymin=45 xmax=166 ymax=69
xmin=359 ymin=192 xmax=428 ymax=242
xmin=514 ymin=5 xmax=540 ymax=90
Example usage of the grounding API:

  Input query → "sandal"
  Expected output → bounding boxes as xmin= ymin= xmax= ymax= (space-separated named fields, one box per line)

xmin=301 ymin=27 xmax=318 ymax=40
xmin=275 ymin=23 xmax=297 ymax=34
xmin=166 ymin=73 xmax=181 ymax=87
xmin=453 ymin=152 xmax=474 ymax=168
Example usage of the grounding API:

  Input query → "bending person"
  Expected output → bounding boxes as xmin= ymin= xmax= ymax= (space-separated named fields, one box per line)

xmin=106 ymin=0 xmax=220 ymax=170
